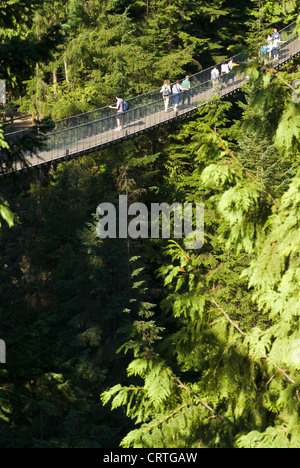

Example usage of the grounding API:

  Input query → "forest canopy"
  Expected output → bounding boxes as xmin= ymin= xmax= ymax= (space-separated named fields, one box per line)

xmin=0 ymin=0 xmax=300 ymax=449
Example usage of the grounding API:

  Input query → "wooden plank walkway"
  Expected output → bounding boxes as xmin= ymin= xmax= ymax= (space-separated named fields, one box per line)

xmin=8 ymin=34 xmax=300 ymax=173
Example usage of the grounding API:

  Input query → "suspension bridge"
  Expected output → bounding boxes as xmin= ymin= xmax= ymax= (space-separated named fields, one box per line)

xmin=4 ymin=22 xmax=300 ymax=173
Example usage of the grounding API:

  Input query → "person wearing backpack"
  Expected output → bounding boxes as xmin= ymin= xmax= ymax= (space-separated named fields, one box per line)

xmin=109 ymin=94 xmax=125 ymax=130
xmin=160 ymin=80 xmax=171 ymax=112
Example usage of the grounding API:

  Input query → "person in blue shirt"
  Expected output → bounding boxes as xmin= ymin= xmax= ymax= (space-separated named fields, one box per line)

xmin=260 ymin=44 xmax=269 ymax=60
xmin=272 ymin=29 xmax=281 ymax=40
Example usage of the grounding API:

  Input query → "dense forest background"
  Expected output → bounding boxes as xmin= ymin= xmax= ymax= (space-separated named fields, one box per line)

xmin=0 ymin=0 xmax=300 ymax=448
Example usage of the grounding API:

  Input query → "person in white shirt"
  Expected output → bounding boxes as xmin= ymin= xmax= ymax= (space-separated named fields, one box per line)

xmin=160 ymin=80 xmax=172 ymax=112
xmin=211 ymin=66 xmax=220 ymax=90
xmin=172 ymin=80 xmax=183 ymax=114
xmin=221 ymin=61 xmax=230 ymax=86
xmin=267 ymin=34 xmax=273 ymax=60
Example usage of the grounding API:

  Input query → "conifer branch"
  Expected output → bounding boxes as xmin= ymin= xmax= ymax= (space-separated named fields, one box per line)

xmin=210 ymin=297 xmax=296 ymax=384
xmin=151 ymin=354 xmax=241 ymax=431
xmin=265 ymin=425 xmax=300 ymax=436
xmin=210 ymin=340 xmax=238 ymax=378
xmin=140 ymin=404 xmax=190 ymax=434
xmin=212 ymin=130 xmax=277 ymax=205
xmin=171 ymin=374 xmax=241 ymax=431
xmin=260 ymin=64 xmax=296 ymax=91
xmin=210 ymin=297 xmax=247 ymax=338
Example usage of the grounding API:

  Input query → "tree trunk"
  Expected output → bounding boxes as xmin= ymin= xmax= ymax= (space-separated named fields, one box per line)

xmin=53 ymin=68 xmax=58 ymax=93
xmin=64 ymin=61 xmax=69 ymax=83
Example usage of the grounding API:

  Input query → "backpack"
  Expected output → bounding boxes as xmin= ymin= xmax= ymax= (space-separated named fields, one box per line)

xmin=123 ymin=101 xmax=128 ymax=111
xmin=162 ymin=85 xmax=170 ymax=96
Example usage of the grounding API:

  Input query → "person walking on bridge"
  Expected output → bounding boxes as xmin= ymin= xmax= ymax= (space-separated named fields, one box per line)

xmin=109 ymin=94 xmax=124 ymax=130
xmin=272 ymin=35 xmax=281 ymax=61
xmin=221 ymin=61 xmax=230 ymax=86
xmin=211 ymin=66 xmax=220 ymax=90
xmin=267 ymin=34 xmax=273 ymax=59
xmin=172 ymin=79 xmax=183 ymax=114
xmin=228 ymin=58 xmax=237 ymax=83
xmin=181 ymin=75 xmax=191 ymax=107
xmin=272 ymin=28 xmax=281 ymax=61
xmin=272 ymin=29 xmax=281 ymax=41
xmin=160 ymin=80 xmax=171 ymax=112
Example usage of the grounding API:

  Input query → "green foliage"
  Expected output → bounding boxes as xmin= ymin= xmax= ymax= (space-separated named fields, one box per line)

xmin=0 ymin=196 xmax=14 ymax=228
xmin=101 ymin=51 xmax=300 ymax=449
xmin=17 ymin=0 xmax=256 ymax=119
xmin=0 ymin=127 xmax=14 ymax=228
xmin=2 ymin=2 xmax=300 ymax=450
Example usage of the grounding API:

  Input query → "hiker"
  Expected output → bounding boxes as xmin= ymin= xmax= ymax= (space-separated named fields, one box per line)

xmin=272 ymin=34 xmax=281 ymax=61
xmin=181 ymin=75 xmax=191 ymax=107
xmin=260 ymin=43 xmax=269 ymax=60
xmin=109 ymin=94 xmax=124 ymax=130
xmin=211 ymin=66 xmax=220 ymax=90
xmin=172 ymin=79 xmax=183 ymax=114
xmin=221 ymin=61 xmax=230 ymax=86
xmin=272 ymin=29 xmax=281 ymax=41
xmin=160 ymin=80 xmax=171 ymax=112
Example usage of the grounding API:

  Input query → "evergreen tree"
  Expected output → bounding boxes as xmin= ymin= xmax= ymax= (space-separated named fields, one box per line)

xmin=19 ymin=0 xmax=254 ymax=119
xmin=0 ymin=156 xmax=132 ymax=447
xmin=101 ymin=56 xmax=300 ymax=448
